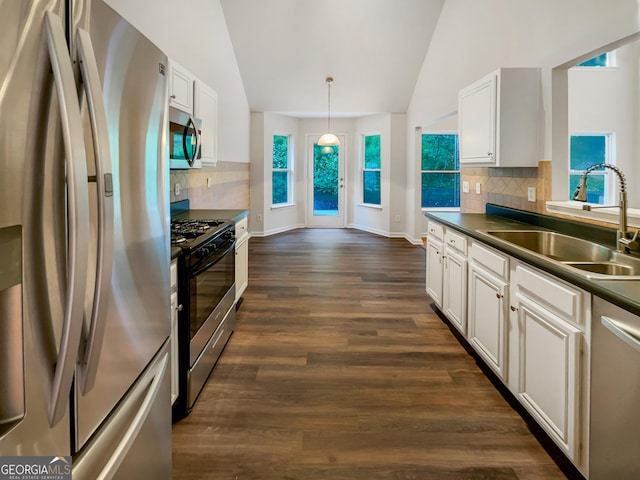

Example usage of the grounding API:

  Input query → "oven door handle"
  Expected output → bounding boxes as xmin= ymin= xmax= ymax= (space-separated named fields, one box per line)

xmin=191 ymin=240 xmax=236 ymax=276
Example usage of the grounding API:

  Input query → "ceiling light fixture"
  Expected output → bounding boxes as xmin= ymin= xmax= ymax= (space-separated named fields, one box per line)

xmin=317 ymin=76 xmax=340 ymax=147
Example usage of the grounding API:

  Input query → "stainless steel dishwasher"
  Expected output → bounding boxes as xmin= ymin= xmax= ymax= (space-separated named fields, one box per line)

xmin=590 ymin=296 xmax=640 ymax=479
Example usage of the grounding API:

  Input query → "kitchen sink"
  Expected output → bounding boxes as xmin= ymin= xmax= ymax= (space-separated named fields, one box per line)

xmin=477 ymin=229 xmax=640 ymax=280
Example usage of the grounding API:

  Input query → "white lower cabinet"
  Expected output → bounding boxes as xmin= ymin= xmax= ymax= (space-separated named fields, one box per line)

xmin=510 ymin=262 xmax=589 ymax=470
xmin=235 ymin=215 xmax=249 ymax=302
xmin=426 ymin=218 xmax=591 ymax=475
xmin=467 ymin=262 xmax=509 ymax=379
xmin=512 ymin=291 xmax=581 ymax=458
xmin=442 ymin=230 xmax=468 ymax=335
xmin=425 ymin=236 xmax=444 ymax=308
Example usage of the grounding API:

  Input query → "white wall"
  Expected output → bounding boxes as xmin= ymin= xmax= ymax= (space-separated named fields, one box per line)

xmin=104 ymin=0 xmax=250 ymax=164
xmin=249 ymin=113 xmax=411 ymax=238
xmin=407 ymin=0 xmax=640 ymax=242
xmin=569 ymin=40 xmax=640 ymax=206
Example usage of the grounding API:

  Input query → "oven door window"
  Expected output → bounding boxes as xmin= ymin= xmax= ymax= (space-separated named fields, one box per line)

xmin=188 ymin=246 xmax=235 ymax=339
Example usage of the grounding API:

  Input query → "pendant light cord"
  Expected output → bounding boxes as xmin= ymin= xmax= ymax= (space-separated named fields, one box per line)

xmin=326 ymin=77 xmax=333 ymax=132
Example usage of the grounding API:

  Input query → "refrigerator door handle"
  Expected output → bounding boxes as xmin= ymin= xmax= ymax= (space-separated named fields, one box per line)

xmin=75 ymin=28 xmax=115 ymax=395
xmin=44 ymin=11 xmax=90 ymax=426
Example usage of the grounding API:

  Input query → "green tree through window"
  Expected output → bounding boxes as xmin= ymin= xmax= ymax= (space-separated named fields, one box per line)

xmin=363 ymin=134 xmax=381 ymax=205
xmin=273 ymin=134 xmax=291 ymax=205
xmin=421 ymin=133 xmax=460 ymax=208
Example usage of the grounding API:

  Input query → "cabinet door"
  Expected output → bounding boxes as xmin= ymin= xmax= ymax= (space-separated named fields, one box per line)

xmin=459 ymin=73 xmax=496 ymax=164
xmin=443 ymin=248 xmax=467 ymax=336
xmin=468 ymin=263 xmax=508 ymax=379
xmin=169 ymin=63 xmax=194 ymax=113
xmin=426 ymin=238 xmax=443 ymax=307
xmin=235 ymin=237 xmax=249 ymax=302
xmin=514 ymin=292 xmax=581 ymax=459
xmin=194 ymin=81 xmax=218 ymax=165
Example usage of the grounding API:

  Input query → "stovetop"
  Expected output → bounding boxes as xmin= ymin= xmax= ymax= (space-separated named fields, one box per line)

xmin=171 ymin=218 xmax=233 ymax=251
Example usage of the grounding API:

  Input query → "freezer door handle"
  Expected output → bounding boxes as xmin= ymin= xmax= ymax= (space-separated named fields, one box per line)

xmin=44 ymin=11 xmax=90 ymax=426
xmin=75 ymin=28 xmax=115 ymax=395
xmin=601 ymin=315 xmax=640 ymax=353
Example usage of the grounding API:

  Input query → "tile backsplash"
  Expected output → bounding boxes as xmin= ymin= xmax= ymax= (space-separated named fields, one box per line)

xmin=461 ymin=160 xmax=551 ymax=214
xmin=170 ymin=161 xmax=250 ymax=209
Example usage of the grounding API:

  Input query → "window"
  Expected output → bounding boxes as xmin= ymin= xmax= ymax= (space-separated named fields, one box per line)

xmin=272 ymin=134 xmax=292 ymax=205
xmin=569 ymin=133 xmax=613 ymax=205
xmin=577 ymin=52 xmax=611 ymax=67
xmin=421 ymin=133 xmax=460 ymax=208
xmin=362 ymin=134 xmax=381 ymax=205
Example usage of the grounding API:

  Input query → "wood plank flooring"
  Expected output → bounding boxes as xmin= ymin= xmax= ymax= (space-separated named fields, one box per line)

xmin=171 ymin=228 xmax=571 ymax=480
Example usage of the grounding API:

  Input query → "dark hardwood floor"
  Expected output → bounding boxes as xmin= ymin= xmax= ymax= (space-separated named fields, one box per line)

xmin=172 ymin=228 xmax=569 ymax=480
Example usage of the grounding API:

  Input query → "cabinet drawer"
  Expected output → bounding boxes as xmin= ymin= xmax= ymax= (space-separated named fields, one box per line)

xmin=470 ymin=242 xmax=509 ymax=279
xmin=515 ymin=263 xmax=585 ymax=325
xmin=444 ymin=230 xmax=467 ymax=255
xmin=427 ymin=221 xmax=444 ymax=241
xmin=235 ymin=216 xmax=248 ymax=241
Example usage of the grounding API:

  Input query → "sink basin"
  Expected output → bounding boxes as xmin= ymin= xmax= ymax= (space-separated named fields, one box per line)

xmin=477 ymin=229 xmax=640 ymax=280
xmin=479 ymin=230 xmax=611 ymax=262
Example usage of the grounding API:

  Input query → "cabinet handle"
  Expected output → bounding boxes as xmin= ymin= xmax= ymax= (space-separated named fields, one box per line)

xmin=449 ymin=239 xmax=455 ymax=245
xmin=177 ymin=304 xmax=183 ymax=312
xmin=496 ymin=293 xmax=503 ymax=299
xmin=510 ymin=305 xmax=518 ymax=312
xmin=488 ymin=152 xmax=493 ymax=156
xmin=170 ymin=94 xmax=176 ymax=99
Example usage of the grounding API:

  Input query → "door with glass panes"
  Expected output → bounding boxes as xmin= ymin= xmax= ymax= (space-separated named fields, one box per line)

xmin=307 ymin=135 xmax=345 ymax=227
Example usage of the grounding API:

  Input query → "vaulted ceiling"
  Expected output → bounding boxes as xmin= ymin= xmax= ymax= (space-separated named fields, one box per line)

xmin=220 ymin=0 xmax=445 ymax=117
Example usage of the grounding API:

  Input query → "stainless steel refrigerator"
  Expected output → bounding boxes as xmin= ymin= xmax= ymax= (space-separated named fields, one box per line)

xmin=0 ymin=1 xmax=171 ymax=478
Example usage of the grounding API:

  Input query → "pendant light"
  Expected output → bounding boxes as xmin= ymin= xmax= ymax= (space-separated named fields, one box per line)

xmin=317 ymin=77 xmax=341 ymax=147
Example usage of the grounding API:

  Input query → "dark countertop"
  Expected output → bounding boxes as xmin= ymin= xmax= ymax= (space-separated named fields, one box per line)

xmin=173 ymin=208 xmax=249 ymax=223
xmin=425 ymin=209 xmax=640 ymax=317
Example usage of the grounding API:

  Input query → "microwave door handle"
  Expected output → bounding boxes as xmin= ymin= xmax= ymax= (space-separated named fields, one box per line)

xmin=182 ymin=118 xmax=193 ymax=166
xmin=195 ymin=121 xmax=202 ymax=160
xmin=44 ymin=12 xmax=90 ymax=426
xmin=75 ymin=28 xmax=114 ymax=395
xmin=186 ymin=116 xmax=199 ymax=165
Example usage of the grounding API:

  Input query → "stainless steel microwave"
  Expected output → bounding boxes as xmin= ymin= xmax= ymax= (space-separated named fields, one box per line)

xmin=169 ymin=107 xmax=202 ymax=169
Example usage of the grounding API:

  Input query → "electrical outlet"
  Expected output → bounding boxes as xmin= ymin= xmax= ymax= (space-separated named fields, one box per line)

xmin=462 ymin=181 xmax=469 ymax=193
xmin=475 ymin=183 xmax=481 ymax=195
xmin=528 ymin=186 xmax=536 ymax=202
xmin=256 ymin=213 xmax=263 ymax=222
xmin=174 ymin=183 xmax=181 ymax=196
xmin=394 ymin=215 xmax=401 ymax=223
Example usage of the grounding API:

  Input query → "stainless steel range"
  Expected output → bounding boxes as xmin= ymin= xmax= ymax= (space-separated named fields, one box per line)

xmin=171 ymin=200 xmax=236 ymax=420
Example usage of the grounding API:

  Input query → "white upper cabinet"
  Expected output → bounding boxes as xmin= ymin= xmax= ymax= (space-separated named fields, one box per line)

xmin=194 ymin=81 xmax=218 ymax=165
xmin=168 ymin=59 xmax=219 ymax=166
xmin=458 ymin=67 xmax=540 ymax=167
xmin=169 ymin=61 xmax=195 ymax=114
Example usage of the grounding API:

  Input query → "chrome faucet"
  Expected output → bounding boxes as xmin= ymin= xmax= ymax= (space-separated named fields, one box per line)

xmin=573 ymin=162 xmax=639 ymax=253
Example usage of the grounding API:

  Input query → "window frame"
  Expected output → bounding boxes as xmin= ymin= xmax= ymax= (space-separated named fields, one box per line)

xmin=272 ymin=133 xmax=294 ymax=207
xmin=420 ymin=131 xmax=461 ymax=211
xmin=569 ymin=132 xmax=615 ymax=206
xmin=361 ymin=133 xmax=381 ymax=207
